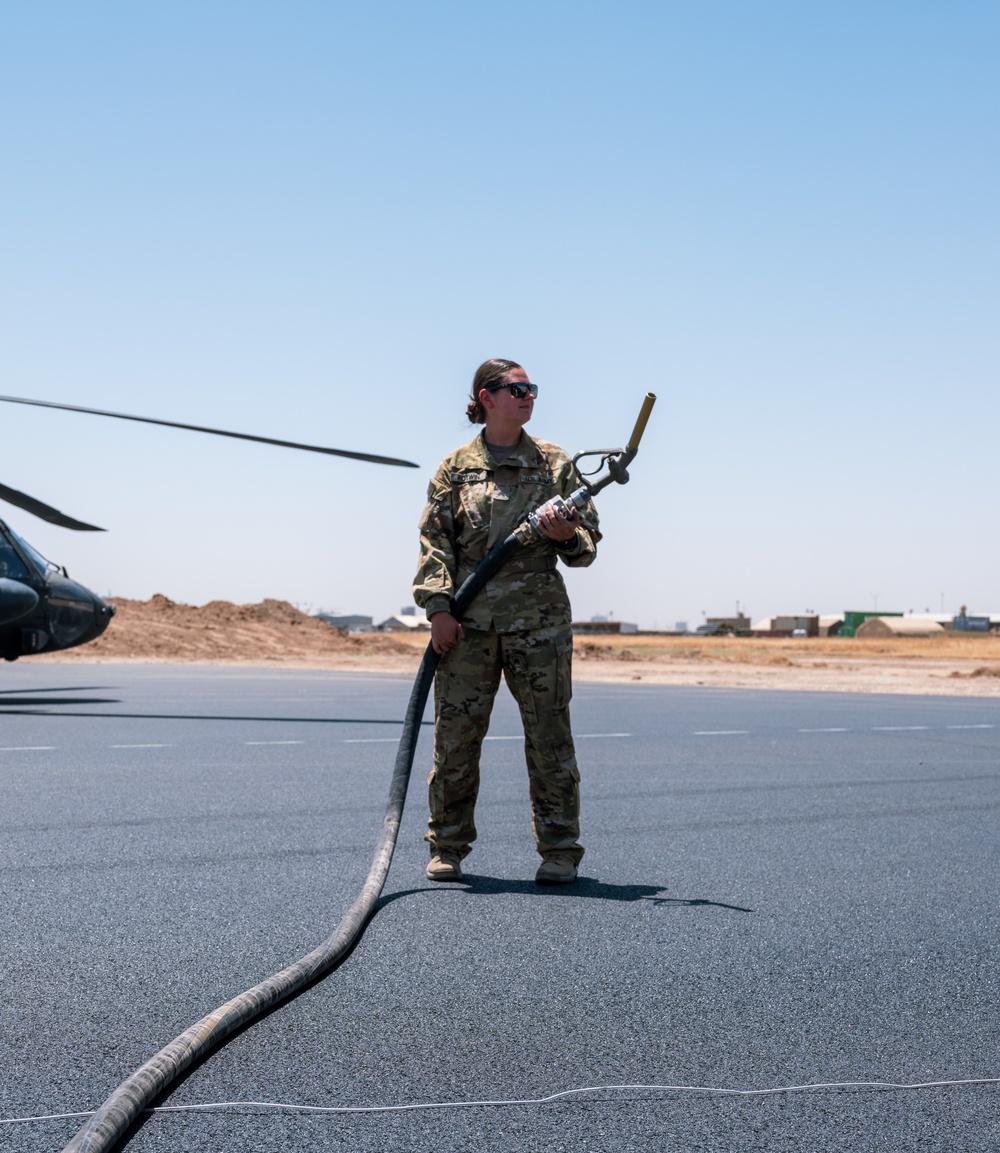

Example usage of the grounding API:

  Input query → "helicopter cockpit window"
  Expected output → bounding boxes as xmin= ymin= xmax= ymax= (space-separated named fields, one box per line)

xmin=0 ymin=535 xmax=32 ymax=580
xmin=8 ymin=527 xmax=59 ymax=577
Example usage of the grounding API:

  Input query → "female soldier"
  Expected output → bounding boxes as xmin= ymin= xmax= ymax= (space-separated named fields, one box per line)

xmin=413 ymin=358 xmax=600 ymax=884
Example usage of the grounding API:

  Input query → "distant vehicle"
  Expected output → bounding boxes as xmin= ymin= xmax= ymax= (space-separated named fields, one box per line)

xmin=694 ymin=621 xmax=730 ymax=636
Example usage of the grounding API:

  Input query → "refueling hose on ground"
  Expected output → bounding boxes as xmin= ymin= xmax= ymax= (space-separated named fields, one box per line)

xmin=62 ymin=393 xmax=656 ymax=1153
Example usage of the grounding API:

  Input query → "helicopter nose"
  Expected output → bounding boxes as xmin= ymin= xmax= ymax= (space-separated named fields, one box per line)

xmin=43 ymin=577 xmax=116 ymax=650
xmin=92 ymin=596 xmax=116 ymax=638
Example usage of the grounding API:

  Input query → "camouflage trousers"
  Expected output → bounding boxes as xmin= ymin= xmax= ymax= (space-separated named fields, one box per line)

xmin=427 ymin=623 xmax=583 ymax=864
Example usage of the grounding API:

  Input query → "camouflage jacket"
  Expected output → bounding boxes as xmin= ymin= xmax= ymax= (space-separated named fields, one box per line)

xmin=413 ymin=432 xmax=600 ymax=633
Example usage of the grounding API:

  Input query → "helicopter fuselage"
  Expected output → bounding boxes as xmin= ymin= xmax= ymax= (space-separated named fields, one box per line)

xmin=0 ymin=518 xmax=115 ymax=661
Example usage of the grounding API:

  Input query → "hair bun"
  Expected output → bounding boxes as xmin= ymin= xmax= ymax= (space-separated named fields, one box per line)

xmin=467 ymin=357 xmax=521 ymax=425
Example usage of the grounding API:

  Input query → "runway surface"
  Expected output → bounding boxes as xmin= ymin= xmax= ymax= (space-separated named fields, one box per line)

xmin=2 ymin=664 xmax=998 ymax=1152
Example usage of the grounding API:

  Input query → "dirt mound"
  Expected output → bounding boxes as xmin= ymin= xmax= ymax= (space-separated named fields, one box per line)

xmin=44 ymin=595 xmax=417 ymax=667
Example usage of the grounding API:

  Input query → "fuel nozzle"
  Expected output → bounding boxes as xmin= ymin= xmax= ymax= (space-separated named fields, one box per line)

xmin=571 ymin=390 xmax=656 ymax=497
xmin=517 ymin=392 xmax=656 ymax=542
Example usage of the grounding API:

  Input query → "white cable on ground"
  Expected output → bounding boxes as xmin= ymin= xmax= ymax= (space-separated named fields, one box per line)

xmin=6 ymin=1076 xmax=998 ymax=1127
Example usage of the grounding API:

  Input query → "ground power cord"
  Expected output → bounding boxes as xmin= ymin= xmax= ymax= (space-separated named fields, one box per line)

xmin=6 ymin=1077 xmax=998 ymax=1133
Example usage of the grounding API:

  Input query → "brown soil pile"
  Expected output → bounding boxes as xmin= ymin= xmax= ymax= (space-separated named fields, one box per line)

xmin=42 ymin=595 xmax=417 ymax=669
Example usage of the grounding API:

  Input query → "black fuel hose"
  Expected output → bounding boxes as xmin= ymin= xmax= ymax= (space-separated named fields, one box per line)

xmin=63 ymin=392 xmax=654 ymax=1151
xmin=61 ymin=535 xmax=523 ymax=1153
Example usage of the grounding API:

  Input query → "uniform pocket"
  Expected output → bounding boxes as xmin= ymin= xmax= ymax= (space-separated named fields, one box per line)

xmin=458 ymin=483 xmax=489 ymax=529
xmin=501 ymin=628 xmax=573 ymax=724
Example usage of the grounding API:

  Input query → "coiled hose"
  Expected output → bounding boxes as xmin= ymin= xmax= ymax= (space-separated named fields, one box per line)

xmin=62 ymin=534 xmax=523 ymax=1153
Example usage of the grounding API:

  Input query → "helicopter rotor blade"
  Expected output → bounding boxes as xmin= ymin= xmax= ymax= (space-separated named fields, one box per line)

xmin=0 ymin=482 xmax=106 ymax=531
xmin=0 ymin=394 xmax=420 ymax=469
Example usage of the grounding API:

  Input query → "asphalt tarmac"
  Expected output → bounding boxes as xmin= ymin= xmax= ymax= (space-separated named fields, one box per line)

xmin=1 ymin=664 xmax=998 ymax=1152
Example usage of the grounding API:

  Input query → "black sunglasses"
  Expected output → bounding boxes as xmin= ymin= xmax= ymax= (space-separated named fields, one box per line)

xmin=485 ymin=381 xmax=539 ymax=399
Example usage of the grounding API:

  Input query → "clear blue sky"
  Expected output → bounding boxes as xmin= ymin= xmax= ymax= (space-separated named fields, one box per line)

xmin=2 ymin=2 xmax=996 ymax=628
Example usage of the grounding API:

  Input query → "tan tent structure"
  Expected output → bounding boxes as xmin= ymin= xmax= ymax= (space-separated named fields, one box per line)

xmin=855 ymin=616 xmax=944 ymax=638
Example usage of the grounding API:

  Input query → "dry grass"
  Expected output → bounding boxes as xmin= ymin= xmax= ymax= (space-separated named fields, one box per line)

xmin=559 ymin=632 xmax=1000 ymax=664
xmin=390 ymin=628 xmax=1000 ymax=666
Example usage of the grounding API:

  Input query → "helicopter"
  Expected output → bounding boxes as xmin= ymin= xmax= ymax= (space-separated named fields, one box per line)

xmin=0 ymin=394 xmax=418 ymax=662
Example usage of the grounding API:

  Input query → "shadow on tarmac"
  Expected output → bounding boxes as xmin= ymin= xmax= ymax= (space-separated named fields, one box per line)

xmin=0 ymin=706 xmax=428 ymax=724
xmin=639 ymin=894 xmax=754 ymax=912
xmin=0 ymin=697 xmax=123 ymax=708
xmin=382 ymin=878 xmax=754 ymax=911
xmin=0 ymin=685 xmax=123 ymax=708
xmin=0 ymin=684 xmax=119 ymax=694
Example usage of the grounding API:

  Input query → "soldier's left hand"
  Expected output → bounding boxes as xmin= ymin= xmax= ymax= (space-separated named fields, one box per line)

xmin=535 ymin=504 xmax=580 ymax=542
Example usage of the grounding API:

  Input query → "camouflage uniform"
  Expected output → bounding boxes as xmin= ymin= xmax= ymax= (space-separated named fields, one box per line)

xmin=413 ymin=431 xmax=600 ymax=864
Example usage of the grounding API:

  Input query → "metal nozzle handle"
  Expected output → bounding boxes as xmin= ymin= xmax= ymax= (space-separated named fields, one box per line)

xmin=626 ymin=392 xmax=657 ymax=454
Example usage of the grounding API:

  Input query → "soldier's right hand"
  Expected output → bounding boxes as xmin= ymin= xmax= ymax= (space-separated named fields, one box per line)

xmin=430 ymin=612 xmax=465 ymax=655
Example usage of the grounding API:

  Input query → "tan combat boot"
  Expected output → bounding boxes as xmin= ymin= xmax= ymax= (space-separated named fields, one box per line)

xmin=426 ymin=847 xmax=463 ymax=882
xmin=535 ymin=853 xmax=577 ymax=885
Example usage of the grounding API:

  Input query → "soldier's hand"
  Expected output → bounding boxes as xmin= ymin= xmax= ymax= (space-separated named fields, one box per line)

xmin=430 ymin=612 xmax=464 ymax=655
xmin=535 ymin=503 xmax=580 ymax=542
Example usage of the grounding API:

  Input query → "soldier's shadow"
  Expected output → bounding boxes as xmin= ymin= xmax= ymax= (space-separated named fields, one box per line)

xmin=461 ymin=875 xmax=664 ymax=902
xmin=383 ymin=876 xmax=753 ymax=912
